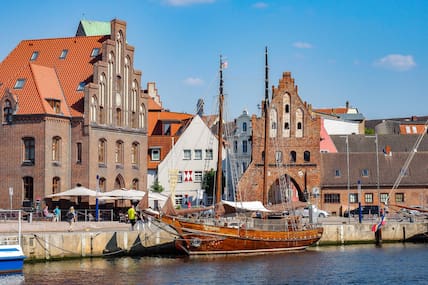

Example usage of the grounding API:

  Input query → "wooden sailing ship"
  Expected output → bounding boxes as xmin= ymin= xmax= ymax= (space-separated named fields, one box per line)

xmin=157 ymin=49 xmax=323 ymax=255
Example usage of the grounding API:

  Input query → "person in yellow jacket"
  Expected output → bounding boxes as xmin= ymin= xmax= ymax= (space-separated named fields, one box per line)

xmin=128 ymin=204 xmax=136 ymax=230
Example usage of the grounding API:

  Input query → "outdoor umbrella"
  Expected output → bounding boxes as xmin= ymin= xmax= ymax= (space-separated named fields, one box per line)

xmin=45 ymin=186 xmax=99 ymax=198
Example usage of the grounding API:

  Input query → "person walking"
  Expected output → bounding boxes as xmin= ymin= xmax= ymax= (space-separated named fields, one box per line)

xmin=128 ymin=204 xmax=136 ymax=230
xmin=66 ymin=206 xmax=76 ymax=232
xmin=53 ymin=206 xmax=61 ymax=222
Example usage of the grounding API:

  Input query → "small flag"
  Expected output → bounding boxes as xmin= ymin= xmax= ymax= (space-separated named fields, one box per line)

xmin=371 ymin=215 xmax=386 ymax=232
xmin=222 ymin=61 xmax=228 ymax=69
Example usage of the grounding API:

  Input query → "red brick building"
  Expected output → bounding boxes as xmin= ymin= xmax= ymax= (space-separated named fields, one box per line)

xmin=0 ymin=19 xmax=148 ymax=209
xmin=237 ymin=72 xmax=321 ymax=206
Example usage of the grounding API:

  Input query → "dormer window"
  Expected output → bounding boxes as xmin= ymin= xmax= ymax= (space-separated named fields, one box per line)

xmin=14 ymin=79 xmax=26 ymax=89
xmin=91 ymin=48 xmax=100 ymax=57
xmin=47 ymin=99 xmax=61 ymax=114
xmin=77 ymin=82 xmax=85 ymax=91
xmin=30 ymin=51 xmax=39 ymax=61
xmin=59 ymin=49 xmax=68 ymax=59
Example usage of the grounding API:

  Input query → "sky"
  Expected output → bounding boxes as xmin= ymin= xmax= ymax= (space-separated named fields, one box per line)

xmin=1 ymin=0 xmax=427 ymax=120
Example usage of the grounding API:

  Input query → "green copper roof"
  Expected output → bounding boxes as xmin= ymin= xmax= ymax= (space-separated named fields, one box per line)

xmin=77 ymin=20 xmax=110 ymax=36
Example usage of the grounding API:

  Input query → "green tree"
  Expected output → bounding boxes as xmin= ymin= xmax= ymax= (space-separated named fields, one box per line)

xmin=202 ymin=169 xmax=216 ymax=197
xmin=150 ymin=178 xmax=164 ymax=193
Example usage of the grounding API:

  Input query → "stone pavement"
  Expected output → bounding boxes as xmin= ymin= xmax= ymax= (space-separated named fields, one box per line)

xmin=0 ymin=220 xmax=132 ymax=234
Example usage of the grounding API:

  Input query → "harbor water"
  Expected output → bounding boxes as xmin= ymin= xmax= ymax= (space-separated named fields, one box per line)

xmin=5 ymin=243 xmax=428 ymax=285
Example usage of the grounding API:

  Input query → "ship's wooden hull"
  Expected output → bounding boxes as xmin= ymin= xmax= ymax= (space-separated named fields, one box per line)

xmin=162 ymin=216 xmax=323 ymax=256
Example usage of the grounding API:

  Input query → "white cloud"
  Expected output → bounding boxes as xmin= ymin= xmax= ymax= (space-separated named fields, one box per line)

xmin=292 ymin=42 xmax=313 ymax=49
xmin=184 ymin=77 xmax=204 ymax=86
xmin=164 ymin=0 xmax=215 ymax=6
xmin=252 ymin=2 xmax=268 ymax=9
xmin=374 ymin=54 xmax=416 ymax=71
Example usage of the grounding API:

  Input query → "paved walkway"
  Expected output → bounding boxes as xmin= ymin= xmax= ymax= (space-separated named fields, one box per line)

xmin=0 ymin=220 xmax=132 ymax=234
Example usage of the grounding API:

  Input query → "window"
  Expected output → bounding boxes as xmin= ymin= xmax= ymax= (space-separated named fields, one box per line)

xmin=290 ymin=151 xmax=296 ymax=163
xmin=205 ymin=149 xmax=213 ymax=160
xmin=52 ymin=177 xmax=60 ymax=194
xmin=47 ymin=99 xmax=61 ymax=114
xmin=195 ymin=149 xmax=202 ymax=160
xmin=14 ymin=79 xmax=25 ymax=89
xmin=77 ymin=82 xmax=85 ymax=91
xmin=30 ymin=51 xmax=39 ymax=61
xmin=116 ymin=108 xmax=122 ymax=127
xmin=285 ymin=104 xmax=290 ymax=113
xmin=76 ymin=143 xmax=82 ymax=163
xmin=234 ymin=141 xmax=238 ymax=153
xmin=23 ymin=137 xmax=35 ymax=164
xmin=297 ymin=122 xmax=302 ymax=130
xmin=395 ymin=193 xmax=404 ymax=203
xmin=324 ymin=193 xmax=340 ymax=203
xmin=242 ymin=122 xmax=247 ymax=132
xmin=3 ymin=99 xmax=13 ymax=124
xmin=91 ymin=96 xmax=98 ymax=122
xmin=115 ymin=141 xmax=123 ymax=164
xmin=183 ymin=149 xmax=191 ymax=160
xmin=23 ymin=176 xmax=34 ymax=201
xmin=334 ymin=169 xmax=341 ymax=177
xmin=284 ymin=122 xmax=289 ymax=130
xmin=304 ymin=151 xmax=311 ymax=162
xmin=52 ymin=136 xmax=61 ymax=161
xmin=243 ymin=140 xmax=248 ymax=153
xmin=349 ymin=193 xmax=358 ymax=203
xmin=242 ymin=162 xmax=247 ymax=172
xmin=194 ymin=171 xmax=203 ymax=183
xmin=91 ymin=48 xmax=100 ymax=57
xmin=98 ymin=139 xmax=106 ymax=164
xmin=151 ymin=148 xmax=160 ymax=161
xmin=132 ymin=179 xmax=139 ymax=190
xmin=177 ymin=171 xmax=183 ymax=183
xmin=361 ymin=169 xmax=369 ymax=177
xmin=175 ymin=194 xmax=183 ymax=205
xmin=163 ymin=123 xmax=171 ymax=135
xmin=380 ymin=193 xmax=389 ymax=204
xmin=99 ymin=177 xmax=106 ymax=192
xmin=275 ymin=151 xmax=282 ymax=163
xmin=131 ymin=143 xmax=139 ymax=165
xmin=364 ymin=193 xmax=374 ymax=203
xmin=59 ymin=49 xmax=68 ymax=59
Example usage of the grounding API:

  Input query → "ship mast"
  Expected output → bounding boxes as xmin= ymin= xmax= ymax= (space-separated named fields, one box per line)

xmin=263 ymin=47 xmax=270 ymax=205
xmin=215 ymin=55 xmax=224 ymax=207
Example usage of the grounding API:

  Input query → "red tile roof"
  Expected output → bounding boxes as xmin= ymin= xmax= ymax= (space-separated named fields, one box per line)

xmin=0 ymin=35 xmax=106 ymax=116
xmin=314 ymin=107 xmax=348 ymax=115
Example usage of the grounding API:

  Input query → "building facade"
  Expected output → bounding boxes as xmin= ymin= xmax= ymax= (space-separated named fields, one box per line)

xmin=0 ymin=19 xmax=148 ymax=209
xmin=237 ymin=72 xmax=321 ymax=205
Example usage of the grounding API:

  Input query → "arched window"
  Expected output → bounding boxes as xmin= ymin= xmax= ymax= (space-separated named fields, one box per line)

xmin=52 ymin=177 xmax=60 ymax=194
xmin=99 ymin=177 xmax=106 ymax=192
xmin=116 ymin=31 xmax=123 ymax=74
xmin=91 ymin=96 xmax=98 ymax=123
xmin=283 ymin=93 xmax=291 ymax=138
xmin=304 ymin=151 xmax=311 ymax=162
xmin=242 ymin=122 xmax=247 ymax=132
xmin=131 ymin=142 xmax=139 ymax=165
xmin=270 ymin=108 xmax=277 ymax=137
xmin=296 ymin=108 xmax=304 ymax=138
xmin=98 ymin=139 xmax=106 ymax=164
xmin=234 ymin=141 xmax=238 ymax=153
xmin=115 ymin=140 xmax=123 ymax=164
xmin=116 ymin=108 xmax=122 ymax=127
xmin=290 ymin=151 xmax=296 ymax=163
xmin=242 ymin=140 xmax=248 ymax=153
xmin=52 ymin=136 xmax=61 ymax=161
xmin=99 ymin=73 xmax=106 ymax=124
xmin=114 ymin=174 xmax=125 ymax=189
xmin=132 ymin=178 xmax=139 ymax=190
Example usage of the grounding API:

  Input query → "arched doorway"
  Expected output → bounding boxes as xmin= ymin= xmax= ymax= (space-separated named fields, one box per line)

xmin=268 ymin=174 xmax=306 ymax=205
xmin=114 ymin=174 xmax=125 ymax=189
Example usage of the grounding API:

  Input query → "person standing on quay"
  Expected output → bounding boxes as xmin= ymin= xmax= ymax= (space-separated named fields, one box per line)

xmin=128 ymin=204 xmax=136 ymax=230
xmin=53 ymin=206 xmax=61 ymax=222
xmin=66 ymin=206 xmax=76 ymax=232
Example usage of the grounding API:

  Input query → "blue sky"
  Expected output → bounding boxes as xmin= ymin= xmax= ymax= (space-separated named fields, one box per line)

xmin=1 ymin=0 xmax=427 ymax=120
